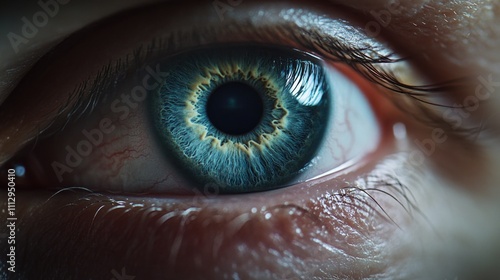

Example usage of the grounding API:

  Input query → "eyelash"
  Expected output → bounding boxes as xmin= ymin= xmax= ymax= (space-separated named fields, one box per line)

xmin=8 ymin=20 xmax=455 ymax=179
xmin=38 ymin=26 xmax=464 ymax=148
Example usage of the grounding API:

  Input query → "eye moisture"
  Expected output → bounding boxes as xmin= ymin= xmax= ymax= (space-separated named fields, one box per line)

xmin=150 ymin=46 xmax=331 ymax=193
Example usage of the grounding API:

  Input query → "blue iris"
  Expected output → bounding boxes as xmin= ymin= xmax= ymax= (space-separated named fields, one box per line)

xmin=151 ymin=46 xmax=330 ymax=193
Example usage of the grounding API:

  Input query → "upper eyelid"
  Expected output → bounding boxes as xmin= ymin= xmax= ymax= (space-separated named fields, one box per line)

xmin=46 ymin=27 xmax=398 ymax=132
xmin=0 ymin=0 xmax=425 ymax=109
xmin=0 ymin=4 xmax=386 ymax=112
xmin=0 ymin=1 xmax=466 ymax=164
xmin=0 ymin=0 xmax=373 ymax=103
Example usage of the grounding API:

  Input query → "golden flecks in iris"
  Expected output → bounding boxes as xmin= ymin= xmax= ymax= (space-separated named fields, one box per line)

xmin=181 ymin=61 xmax=290 ymax=157
xmin=204 ymin=135 xmax=270 ymax=156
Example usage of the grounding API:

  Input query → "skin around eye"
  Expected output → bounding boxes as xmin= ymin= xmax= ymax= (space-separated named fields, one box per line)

xmin=3 ymin=0 xmax=500 ymax=279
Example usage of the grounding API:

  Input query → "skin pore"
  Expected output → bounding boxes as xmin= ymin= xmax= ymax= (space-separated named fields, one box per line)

xmin=1 ymin=0 xmax=500 ymax=279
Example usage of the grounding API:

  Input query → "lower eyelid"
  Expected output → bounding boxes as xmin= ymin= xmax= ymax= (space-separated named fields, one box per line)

xmin=16 ymin=163 xmax=406 ymax=279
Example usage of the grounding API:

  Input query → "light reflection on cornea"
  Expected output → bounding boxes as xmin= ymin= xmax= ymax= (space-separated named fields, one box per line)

xmin=287 ymin=60 xmax=326 ymax=106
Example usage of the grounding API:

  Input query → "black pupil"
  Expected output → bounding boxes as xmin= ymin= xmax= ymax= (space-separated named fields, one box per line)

xmin=206 ymin=82 xmax=264 ymax=135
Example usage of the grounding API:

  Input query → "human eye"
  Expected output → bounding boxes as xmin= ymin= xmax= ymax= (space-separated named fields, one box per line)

xmin=2 ymin=1 xmax=497 ymax=279
xmin=7 ymin=46 xmax=384 ymax=194
xmin=2 ymin=2 xmax=396 ymax=195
